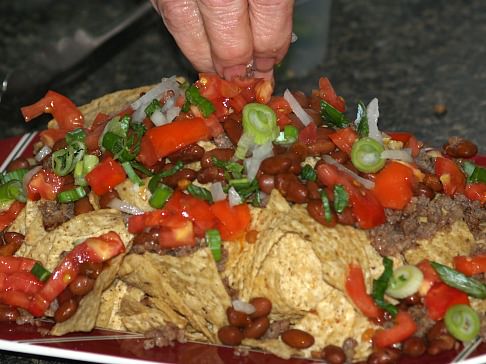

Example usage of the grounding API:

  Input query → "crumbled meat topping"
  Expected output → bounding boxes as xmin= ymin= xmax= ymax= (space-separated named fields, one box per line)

xmin=143 ymin=324 xmax=186 ymax=349
xmin=261 ymin=319 xmax=291 ymax=340
xmin=38 ymin=200 xmax=74 ymax=231
xmin=407 ymin=305 xmax=435 ymax=338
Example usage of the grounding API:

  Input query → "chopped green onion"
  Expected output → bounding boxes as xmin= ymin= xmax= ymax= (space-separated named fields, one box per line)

xmin=69 ymin=140 xmax=86 ymax=165
xmin=83 ymin=154 xmax=99 ymax=173
xmin=187 ymin=183 xmax=213 ymax=202
xmin=65 ymin=128 xmax=87 ymax=144
xmin=144 ymin=99 xmax=162 ymax=117
xmin=52 ymin=147 xmax=75 ymax=176
xmin=0 ymin=180 xmax=25 ymax=203
xmin=300 ymin=164 xmax=317 ymax=182
xmin=57 ymin=186 xmax=87 ymax=203
xmin=233 ymin=179 xmax=259 ymax=201
xmin=242 ymin=103 xmax=279 ymax=145
xmin=183 ymin=85 xmax=215 ymax=117
xmin=350 ymin=137 xmax=385 ymax=173
xmin=0 ymin=168 xmax=28 ymax=184
xmin=320 ymin=100 xmax=350 ymax=128
xmin=229 ymin=178 xmax=251 ymax=189
xmin=211 ymin=157 xmax=244 ymax=179
xmin=30 ymin=262 xmax=51 ymax=282
xmin=206 ymin=229 xmax=222 ymax=262
xmin=130 ymin=161 xmax=154 ymax=177
xmin=74 ymin=154 xmax=99 ymax=186
xmin=372 ymin=257 xmax=398 ymax=317
xmin=356 ymin=101 xmax=369 ymax=138
xmin=122 ymin=161 xmax=143 ymax=186
xmin=235 ymin=132 xmax=255 ymax=160
xmin=148 ymin=161 xmax=184 ymax=193
xmin=149 ymin=185 xmax=173 ymax=209
xmin=274 ymin=125 xmax=299 ymax=145
xmin=444 ymin=304 xmax=480 ymax=342
xmin=431 ymin=261 xmax=486 ymax=299
xmin=333 ymin=184 xmax=349 ymax=213
xmin=107 ymin=115 xmax=130 ymax=137
xmin=386 ymin=265 xmax=424 ymax=299
xmin=320 ymin=190 xmax=333 ymax=222
xmin=462 ymin=161 xmax=486 ymax=184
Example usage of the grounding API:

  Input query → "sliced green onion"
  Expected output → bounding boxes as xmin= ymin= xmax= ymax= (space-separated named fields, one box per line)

xmin=52 ymin=147 xmax=75 ymax=176
xmin=351 ymin=137 xmax=386 ymax=173
xmin=122 ymin=161 xmax=143 ymax=186
xmin=386 ymin=265 xmax=424 ymax=299
xmin=333 ymin=184 xmax=348 ymax=213
xmin=320 ymin=100 xmax=350 ymax=128
xmin=107 ymin=115 xmax=130 ymax=137
xmin=57 ymin=186 xmax=87 ymax=203
xmin=148 ymin=161 xmax=184 ymax=193
xmin=130 ymin=161 xmax=154 ymax=177
xmin=372 ymin=257 xmax=398 ymax=317
xmin=65 ymin=128 xmax=87 ymax=144
xmin=462 ymin=161 xmax=486 ymax=184
xmin=74 ymin=154 xmax=99 ymax=186
xmin=444 ymin=304 xmax=480 ymax=342
xmin=206 ymin=229 xmax=222 ymax=262
xmin=233 ymin=179 xmax=259 ymax=201
xmin=211 ymin=157 xmax=243 ymax=179
xmin=356 ymin=101 xmax=369 ymax=138
xmin=242 ymin=103 xmax=279 ymax=145
xmin=320 ymin=190 xmax=333 ymax=223
xmin=31 ymin=262 xmax=51 ymax=282
xmin=149 ymin=185 xmax=173 ymax=209
xmin=83 ymin=154 xmax=99 ymax=173
xmin=69 ymin=140 xmax=86 ymax=166
xmin=187 ymin=183 xmax=213 ymax=202
xmin=235 ymin=132 xmax=255 ymax=160
xmin=274 ymin=125 xmax=299 ymax=145
xmin=431 ymin=262 xmax=486 ymax=299
xmin=183 ymin=85 xmax=215 ymax=117
xmin=300 ymin=164 xmax=317 ymax=182
xmin=144 ymin=99 xmax=162 ymax=117
xmin=229 ymin=178 xmax=251 ymax=189
xmin=0 ymin=168 xmax=28 ymax=184
xmin=0 ymin=180 xmax=25 ymax=203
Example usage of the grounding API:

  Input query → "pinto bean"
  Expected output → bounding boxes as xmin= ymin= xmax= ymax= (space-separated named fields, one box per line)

xmin=289 ymin=143 xmax=309 ymax=160
xmin=0 ymin=304 xmax=19 ymax=322
xmin=197 ymin=166 xmax=225 ymax=184
xmin=282 ymin=152 xmax=303 ymax=174
xmin=309 ymin=94 xmax=321 ymax=112
xmin=260 ymin=155 xmax=292 ymax=175
xmin=307 ymin=199 xmax=336 ymax=227
xmin=54 ymin=298 xmax=78 ymax=323
xmin=275 ymin=173 xmax=308 ymax=203
xmin=402 ymin=336 xmax=426 ymax=357
xmin=321 ymin=344 xmax=346 ymax=364
xmin=0 ymin=232 xmax=25 ymax=256
xmin=7 ymin=157 xmax=30 ymax=172
xmin=306 ymin=181 xmax=321 ymax=200
xmin=336 ymin=207 xmax=356 ymax=226
xmin=79 ymin=262 xmax=103 ymax=279
xmin=74 ymin=196 xmax=94 ymax=216
xmin=257 ymin=174 xmax=275 ymax=194
xmin=201 ymin=148 xmax=235 ymax=168
xmin=163 ymin=168 xmax=197 ymax=187
xmin=223 ymin=115 xmax=243 ymax=146
xmin=307 ymin=140 xmax=336 ymax=156
xmin=218 ymin=325 xmax=243 ymax=346
xmin=99 ymin=190 xmax=120 ymax=209
xmin=69 ymin=275 xmax=95 ymax=296
xmin=402 ymin=293 xmax=421 ymax=306
xmin=167 ymin=144 xmax=205 ymax=164
xmin=427 ymin=335 xmax=456 ymax=355
xmin=226 ymin=307 xmax=251 ymax=328
xmin=443 ymin=137 xmax=478 ymax=158
xmin=413 ymin=182 xmax=435 ymax=199
xmin=292 ymin=91 xmax=309 ymax=108
xmin=243 ymin=316 xmax=269 ymax=339
xmin=249 ymin=297 xmax=272 ymax=319
xmin=57 ymin=289 xmax=74 ymax=304
xmin=281 ymin=329 xmax=315 ymax=349
xmin=367 ymin=347 xmax=401 ymax=364
xmin=52 ymin=139 xmax=68 ymax=152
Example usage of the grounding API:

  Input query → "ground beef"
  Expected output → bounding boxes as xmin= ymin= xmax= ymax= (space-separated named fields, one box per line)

xmin=38 ymin=200 xmax=74 ymax=231
xmin=261 ymin=319 xmax=291 ymax=340
xmin=221 ymin=277 xmax=239 ymax=300
xmin=213 ymin=133 xmax=234 ymax=149
xmin=414 ymin=149 xmax=436 ymax=174
xmin=342 ymin=337 xmax=358 ymax=363
xmin=143 ymin=324 xmax=186 ymax=349
xmin=407 ymin=305 xmax=435 ymax=338
xmin=42 ymin=155 xmax=53 ymax=171
xmin=131 ymin=233 xmax=206 ymax=257
xmin=455 ymin=194 xmax=486 ymax=242
xmin=216 ymin=245 xmax=228 ymax=272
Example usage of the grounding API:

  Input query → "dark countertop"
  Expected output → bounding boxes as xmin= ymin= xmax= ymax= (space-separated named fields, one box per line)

xmin=0 ymin=0 xmax=485 ymax=363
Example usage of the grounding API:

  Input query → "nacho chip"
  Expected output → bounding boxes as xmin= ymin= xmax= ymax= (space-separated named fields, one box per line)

xmin=115 ymin=178 xmax=153 ymax=212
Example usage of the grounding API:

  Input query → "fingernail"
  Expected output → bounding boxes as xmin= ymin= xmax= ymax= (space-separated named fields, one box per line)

xmin=223 ymin=64 xmax=247 ymax=80
xmin=254 ymin=57 xmax=275 ymax=73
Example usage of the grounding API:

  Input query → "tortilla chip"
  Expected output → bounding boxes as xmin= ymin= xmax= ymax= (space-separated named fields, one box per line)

xmin=404 ymin=220 xmax=475 ymax=266
xmin=115 ymin=178 xmax=153 ymax=212
xmin=242 ymin=338 xmax=299 ymax=360
xmin=7 ymin=204 xmax=27 ymax=235
xmin=13 ymin=200 xmax=47 ymax=259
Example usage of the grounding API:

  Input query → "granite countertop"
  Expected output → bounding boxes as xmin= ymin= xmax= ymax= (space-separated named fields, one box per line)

xmin=0 ymin=0 xmax=485 ymax=363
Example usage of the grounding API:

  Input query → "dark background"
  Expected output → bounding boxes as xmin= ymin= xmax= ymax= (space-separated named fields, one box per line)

xmin=0 ymin=0 xmax=485 ymax=363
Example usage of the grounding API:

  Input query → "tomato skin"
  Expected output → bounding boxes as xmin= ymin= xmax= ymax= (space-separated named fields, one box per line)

xmin=435 ymin=157 xmax=466 ymax=196
xmin=465 ymin=183 xmax=486 ymax=204
xmin=298 ymin=123 xmax=318 ymax=145
xmin=373 ymin=311 xmax=417 ymax=348
xmin=27 ymin=170 xmax=64 ymax=201
xmin=407 ymin=136 xmax=421 ymax=158
xmin=0 ymin=256 xmax=37 ymax=274
xmin=345 ymin=263 xmax=382 ymax=319
xmin=386 ymin=132 xmax=412 ymax=143
xmin=0 ymin=291 xmax=31 ymax=311
xmin=424 ymin=282 xmax=469 ymax=320
xmin=203 ymin=114 xmax=224 ymax=138
xmin=159 ymin=216 xmax=195 ymax=248
xmin=210 ymin=200 xmax=251 ymax=241
xmin=328 ymin=127 xmax=357 ymax=154
xmin=318 ymin=77 xmax=346 ymax=112
xmin=373 ymin=162 xmax=415 ymax=210
xmin=268 ymin=96 xmax=291 ymax=115
xmin=454 ymin=255 xmax=486 ymax=276
xmin=416 ymin=260 xmax=441 ymax=296
xmin=21 ymin=90 xmax=84 ymax=130
xmin=85 ymin=157 xmax=126 ymax=196
xmin=0 ymin=272 xmax=43 ymax=295
xmin=0 ymin=201 xmax=25 ymax=232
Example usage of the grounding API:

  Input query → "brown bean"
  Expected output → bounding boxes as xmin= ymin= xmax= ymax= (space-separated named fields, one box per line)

xmin=7 ymin=157 xmax=30 ymax=172
xmin=413 ymin=182 xmax=435 ymax=199
xmin=69 ymin=275 xmax=95 ymax=296
xmin=367 ymin=347 xmax=401 ymax=364
xmin=57 ymin=289 xmax=74 ymax=304
xmin=316 ymin=127 xmax=335 ymax=138
xmin=99 ymin=190 xmax=120 ymax=209
xmin=223 ymin=115 xmax=243 ymax=146
xmin=249 ymin=297 xmax=272 ymax=319
xmin=0 ymin=304 xmax=19 ymax=322
xmin=218 ymin=325 xmax=243 ymax=346
xmin=423 ymin=174 xmax=443 ymax=192
xmin=336 ymin=207 xmax=356 ymax=226
xmin=54 ymin=298 xmax=78 ymax=323
xmin=150 ymin=159 xmax=167 ymax=174
xmin=401 ymin=293 xmax=421 ymax=306
xmin=307 ymin=140 xmax=336 ymax=156
xmin=321 ymin=344 xmax=346 ymax=364
xmin=245 ymin=230 xmax=259 ymax=244
xmin=426 ymin=321 xmax=447 ymax=341
xmin=74 ymin=196 xmax=94 ymax=216
xmin=329 ymin=150 xmax=348 ymax=163
xmin=289 ymin=143 xmax=309 ymax=160
xmin=443 ymin=137 xmax=478 ymax=158
xmin=275 ymin=173 xmax=308 ymax=203
xmin=243 ymin=316 xmax=269 ymax=339
xmin=427 ymin=335 xmax=456 ymax=355
xmin=257 ymin=174 xmax=275 ymax=194
xmin=78 ymin=262 xmax=103 ymax=279
xmin=0 ymin=232 xmax=25 ymax=256
xmin=305 ymin=108 xmax=322 ymax=126
xmin=163 ymin=168 xmax=197 ymax=187
xmin=133 ymin=229 xmax=160 ymax=246
xmin=260 ymin=155 xmax=292 ymax=175
xmin=309 ymin=94 xmax=321 ymax=112
xmin=196 ymin=166 xmax=225 ymax=184
xmin=281 ymin=329 xmax=315 ymax=349
xmin=306 ymin=181 xmax=321 ymax=200
xmin=52 ymin=139 xmax=68 ymax=152
xmin=167 ymin=144 xmax=205 ymax=164
xmin=307 ymin=199 xmax=336 ymax=227
xmin=201 ymin=148 xmax=235 ymax=168
xmin=292 ymin=91 xmax=309 ymax=108
xmin=226 ymin=307 xmax=251 ymax=328
xmin=402 ymin=336 xmax=426 ymax=357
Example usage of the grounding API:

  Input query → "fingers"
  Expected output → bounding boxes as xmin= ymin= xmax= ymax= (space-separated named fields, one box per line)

xmin=153 ymin=0 xmax=214 ymax=72
xmin=249 ymin=0 xmax=294 ymax=79
xmin=197 ymin=0 xmax=253 ymax=79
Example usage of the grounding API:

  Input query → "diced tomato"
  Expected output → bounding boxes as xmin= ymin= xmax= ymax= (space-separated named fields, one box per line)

xmin=39 ymin=129 xmax=68 ymax=148
xmin=386 ymin=132 xmax=412 ymax=143
xmin=210 ymin=200 xmax=251 ymax=241
xmin=139 ymin=118 xmax=210 ymax=166
xmin=454 ymin=255 xmax=486 ymax=276
xmin=268 ymin=96 xmax=292 ymax=115
xmin=85 ymin=157 xmax=126 ymax=195
xmin=373 ymin=311 xmax=417 ymax=348
xmin=465 ymin=183 xmax=486 ymax=204
xmin=159 ymin=215 xmax=195 ymax=248
xmin=435 ymin=157 xmax=466 ymax=196
xmin=0 ymin=291 xmax=31 ymax=311
xmin=407 ymin=136 xmax=421 ymax=158
xmin=345 ymin=263 xmax=382 ymax=319
xmin=127 ymin=214 xmax=146 ymax=234
xmin=27 ymin=170 xmax=64 ymax=201
xmin=318 ymin=77 xmax=346 ymax=112
xmin=198 ymin=73 xmax=240 ymax=99
xmin=276 ymin=113 xmax=292 ymax=129
xmin=0 ymin=272 xmax=43 ymax=295
xmin=0 ymin=256 xmax=37 ymax=274
xmin=21 ymin=90 xmax=84 ymax=130
xmin=177 ymin=194 xmax=217 ymax=237
xmin=117 ymin=106 xmax=133 ymax=118
xmin=424 ymin=282 xmax=470 ymax=320
xmin=298 ymin=122 xmax=318 ymax=145
xmin=0 ymin=201 xmax=25 ymax=232
xmin=328 ymin=127 xmax=357 ymax=154
xmin=203 ymin=114 xmax=224 ymax=138
xmin=373 ymin=161 xmax=415 ymax=210
xmin=229 ymin=94 xmax=247 ymax=113
xmin=417 ymin=260 xmax=441 ymax=296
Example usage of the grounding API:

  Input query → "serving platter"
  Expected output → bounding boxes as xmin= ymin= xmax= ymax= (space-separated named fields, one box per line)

xmin=0 ymin=133 xmax=485 ymax=364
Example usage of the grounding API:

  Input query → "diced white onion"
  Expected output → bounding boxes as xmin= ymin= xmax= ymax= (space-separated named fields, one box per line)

xmin=381 ymin=148 xmax=413 ymax=163
xmin=232 ymin=300 xmax=256 ymax=315
xmin=107 ymin=198 xmax=144 ymax=215
xmin=35 ymin=145 xmax=52 ymax=162
xmin=244 ymin=141 xmax=274 ymax=181
xmin=258 ymin=191 xmax=270 ymax=207
xmin=322 ymin=155 xmax=375 ymax=190
xmin=210 ymin=182 xmax=226 ymax=202
xmin=366 ymin=98 xmax=383 ymax=145
xmin=227 ymin=187 xmax=242 ymax=207
xmin=150 ymin=109 xmax=167 ymax=126
xmin=22 ymin=166 xmax=42 ymax=195
xmin=164 ymin=106 xmax=181 ymax=124
xmin=283 ymin=89 xmax=313 ymax=126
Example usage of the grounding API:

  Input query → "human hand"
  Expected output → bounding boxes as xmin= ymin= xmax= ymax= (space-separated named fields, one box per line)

xmin=150 ymin=0 xmax=294 ymax=80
